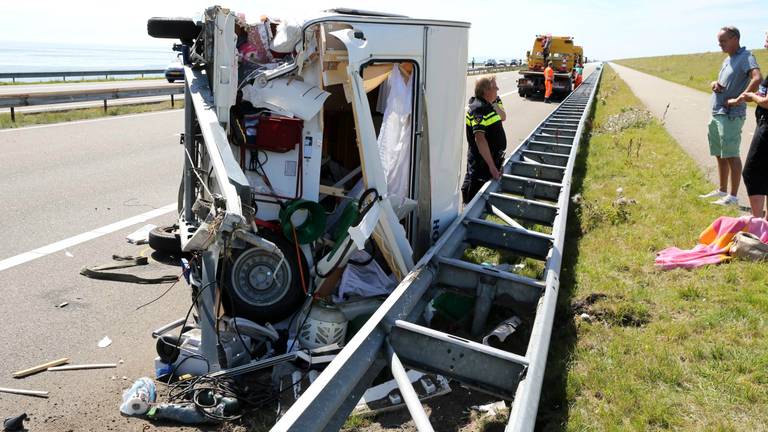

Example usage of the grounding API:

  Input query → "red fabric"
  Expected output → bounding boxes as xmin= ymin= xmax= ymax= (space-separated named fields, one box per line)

xmin=655 ymin=216 xmax=768 ymax=270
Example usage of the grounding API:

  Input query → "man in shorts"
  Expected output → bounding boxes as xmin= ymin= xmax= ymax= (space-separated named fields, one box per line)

xmin=700 ymin=26 xmax=762 ymax=206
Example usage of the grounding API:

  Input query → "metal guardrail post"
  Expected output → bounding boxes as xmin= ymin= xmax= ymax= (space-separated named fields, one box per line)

xmin=10 ymin=107 xmax=15 ymax=122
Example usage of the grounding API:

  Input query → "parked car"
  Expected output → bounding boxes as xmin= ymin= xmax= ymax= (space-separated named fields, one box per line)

xmin=164 ymin=55 xmax=184 ymax=83
xmin=498 ymin=60 xmax=507 ymax=67
xmin=485 ymin=59 xmax=497 ymax=67
xmin=509 ymin=59 xmax=519 ymax=66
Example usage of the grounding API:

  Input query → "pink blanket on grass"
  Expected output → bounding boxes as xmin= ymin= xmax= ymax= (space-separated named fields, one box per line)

xmin=655 ymin=216 xmax=768 ymax=270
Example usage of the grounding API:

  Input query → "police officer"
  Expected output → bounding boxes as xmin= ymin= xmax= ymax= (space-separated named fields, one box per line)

xmin=462 ymin=76 xmax=507 ymax=203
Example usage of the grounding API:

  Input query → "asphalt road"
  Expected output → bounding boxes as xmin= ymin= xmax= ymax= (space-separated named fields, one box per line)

xmin=0 ymin=68 xmax=592 ymax=431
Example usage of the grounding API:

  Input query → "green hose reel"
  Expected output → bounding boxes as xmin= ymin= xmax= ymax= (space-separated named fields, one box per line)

xmin=279 ymin=199 xmax=327 ymax=244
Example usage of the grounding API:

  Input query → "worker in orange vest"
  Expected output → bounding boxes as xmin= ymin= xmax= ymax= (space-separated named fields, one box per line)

xmin=544 ymin=61 xmax=554 ymax=103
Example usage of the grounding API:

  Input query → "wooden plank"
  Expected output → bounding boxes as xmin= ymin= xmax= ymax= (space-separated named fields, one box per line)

xmin=0 ymin=387 xmax=49 ymax=398
xmin=47 ymin=363 xmax=117 ymax=371
xmin=12 ymin=357 xmax=69 ymax=378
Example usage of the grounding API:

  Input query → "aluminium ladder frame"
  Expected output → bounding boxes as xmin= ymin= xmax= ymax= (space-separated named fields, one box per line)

xmin=271 ymin=66 xmax=604 ymax=432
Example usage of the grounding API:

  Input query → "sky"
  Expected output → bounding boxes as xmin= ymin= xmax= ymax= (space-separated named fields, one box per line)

xmin=1 ymin=0 xmax=767 ymax=61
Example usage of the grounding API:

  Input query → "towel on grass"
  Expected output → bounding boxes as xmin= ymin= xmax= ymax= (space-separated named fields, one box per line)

xmin=655 ymin=216 xmax=768 ymax=270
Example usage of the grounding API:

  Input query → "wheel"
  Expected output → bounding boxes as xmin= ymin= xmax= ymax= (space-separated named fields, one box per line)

xmin=149 ymin=224 xmax=182 ymax=254
xmin=147 ymin=17 xmax=201 ymax=43
xmin=167 ymin=79 xmax=175 ymax=83
xmin=223 ymin=229 xmax=307 ymax=323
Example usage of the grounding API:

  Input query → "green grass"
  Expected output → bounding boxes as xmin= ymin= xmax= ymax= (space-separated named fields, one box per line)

xmin=0 ymin=100 xmax=183 ymax=129
xmin=534 ymin=65 xmax=768 ymax=431
xmin=614 ymin=49 xmax=768 ymax=94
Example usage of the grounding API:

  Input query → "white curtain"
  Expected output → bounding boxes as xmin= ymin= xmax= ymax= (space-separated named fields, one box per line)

xmin=377 ymin=65 xmax=413 ymax=204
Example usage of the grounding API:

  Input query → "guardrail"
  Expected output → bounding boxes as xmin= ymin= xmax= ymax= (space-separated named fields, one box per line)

xmin=0 ymin=69 xmax=165 ymax=83
xmin=0 ymin=65 xmax=522 ymax=122
xmin=468 ymin=65 xmax=522 ymax=76
xmin=0 ymin=84 xmax=183 ymax=122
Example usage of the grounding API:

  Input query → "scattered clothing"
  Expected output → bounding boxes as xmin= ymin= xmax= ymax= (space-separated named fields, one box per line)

xmin=334 ymin=251 xmax=397 ymax=302
xmin=655 ymin=216 xmax=768 ymax=270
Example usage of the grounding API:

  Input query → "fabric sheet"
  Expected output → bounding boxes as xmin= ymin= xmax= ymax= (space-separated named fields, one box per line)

xmin=655 ymin=216 xmax=768 ymax=270
xmin=376 ymin=65 xmax=413 ymax=204
xmin=334 ymin=250 xmax=396 ymax=302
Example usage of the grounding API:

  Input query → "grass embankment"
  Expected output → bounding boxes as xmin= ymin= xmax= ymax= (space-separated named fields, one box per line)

xmin=0 ymin=100 xmax=183 ymax=129
xmin=533 ymin=65 xmax=768 ymax=431
xmin=615 ymin=49 xmax=768 ymax=94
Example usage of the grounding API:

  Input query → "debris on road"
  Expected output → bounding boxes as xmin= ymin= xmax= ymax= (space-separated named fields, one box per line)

xmin=47 ymin=363 xmax=118 ymax=371
xmin=80 ymin=255 xmax=178 ymax=284
xmin=97 ymin=336 xmax=112 ymax=348
xmin=56 ymin=302 xmax=69 ymax=308
xmin=0 ymin=387 xmax=49 ymax=398
xmin=13 ymin=357 xmax=69 ymax=378
xmin=120 ymin=377 xmax=156 ymax=416
xmin=126 ymin=224 xmax=157 ymax=245
xmin=2 ymin=413 xmax=27 ymax=431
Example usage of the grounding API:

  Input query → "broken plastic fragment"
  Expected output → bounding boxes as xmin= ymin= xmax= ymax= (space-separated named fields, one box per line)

xmin=97 ymin=336 xmax=112 ymax=348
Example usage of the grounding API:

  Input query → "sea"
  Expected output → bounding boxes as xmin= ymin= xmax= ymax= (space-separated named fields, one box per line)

xmin=0 ymin=41 xmax=179 ymax=81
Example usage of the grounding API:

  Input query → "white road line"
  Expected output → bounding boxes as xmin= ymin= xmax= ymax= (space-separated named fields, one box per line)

xmin=0 ymin=203 xmax=176 ymax=272
xmin=0 ymin=109 xmax=181 ymax=133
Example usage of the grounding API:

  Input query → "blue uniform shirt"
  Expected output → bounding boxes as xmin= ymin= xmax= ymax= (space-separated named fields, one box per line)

xmin=711 ymin=46 xmax=760 ymax=117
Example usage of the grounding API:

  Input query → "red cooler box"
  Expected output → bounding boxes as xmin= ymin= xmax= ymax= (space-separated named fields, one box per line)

xmin=251 ymin=114 xmax=303 ymax=153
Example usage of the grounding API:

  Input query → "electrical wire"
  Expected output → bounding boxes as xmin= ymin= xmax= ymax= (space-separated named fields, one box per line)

xmin=135 ymin=270 xmax=184 ymax=311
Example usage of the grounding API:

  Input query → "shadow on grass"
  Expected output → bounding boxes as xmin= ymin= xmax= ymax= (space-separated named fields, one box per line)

xmin=534 ymin=91 xmax=599 ymax=432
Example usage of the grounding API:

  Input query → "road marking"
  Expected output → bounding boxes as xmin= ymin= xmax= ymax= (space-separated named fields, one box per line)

xmin=0 ymin=203 xmax=176 ymax=272
xmin=0 ymin=110 xmax=181 ymax=133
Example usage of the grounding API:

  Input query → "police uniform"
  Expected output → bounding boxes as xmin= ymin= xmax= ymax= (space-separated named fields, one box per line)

xmin=462 ymin=96 xmax=506 ymax=203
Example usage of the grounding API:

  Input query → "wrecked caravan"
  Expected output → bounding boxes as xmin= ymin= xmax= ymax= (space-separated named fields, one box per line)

xmin=148 ymin=7 xmax=469 ymax=376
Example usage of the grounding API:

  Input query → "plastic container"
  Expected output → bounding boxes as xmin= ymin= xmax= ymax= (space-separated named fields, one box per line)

xmin=120 ymin=377 xmax=157 ymax=416
xmin=298 ymin=301 xmax=348 ymax=349
xmin=250 ymin=114 xmax=303 ymax=153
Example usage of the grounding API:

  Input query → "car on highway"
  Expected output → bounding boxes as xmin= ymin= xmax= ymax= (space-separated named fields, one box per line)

xmin=164 ymin=55 xmax=184 ymax=83
xmin=498 ymin=60 xmax=507 ymax=67
xmin=485 ymin=59 xmax=497 ymax=67
xmin=509 ymin=59 xmax=519 ymax=66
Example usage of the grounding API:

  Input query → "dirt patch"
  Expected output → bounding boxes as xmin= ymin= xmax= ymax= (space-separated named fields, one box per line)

xmin=572 ymin=293 xmax=650 ymax=327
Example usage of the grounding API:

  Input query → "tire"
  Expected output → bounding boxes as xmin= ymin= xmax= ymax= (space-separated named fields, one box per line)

xmin=167 ymin=79 xmax=175 ymax=83
xmin=147 ymin=17 xmax=201 ymax=42
xmin=223 ymin=229 xmax=307 ymax=324
xmin=149 ymin=224 xmax=182 ymax=254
